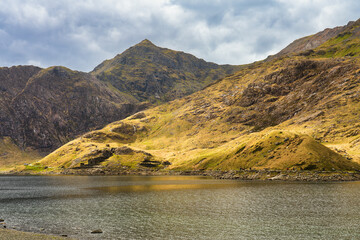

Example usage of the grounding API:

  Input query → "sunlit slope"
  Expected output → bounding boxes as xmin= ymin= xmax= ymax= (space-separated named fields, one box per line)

xmin=271 ymin=19 xmax=360 ymax=59
xmin=0 ymin=137 xmax=42 ymax=171
xmin=38 ymin=53 xmax=360 ymax=172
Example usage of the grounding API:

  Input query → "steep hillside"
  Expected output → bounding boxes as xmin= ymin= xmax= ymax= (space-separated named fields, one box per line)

xmin=1 ymin=42 xmax=240 ymax=169
xmin=271 ymin=19 xmax=360 ymax=59
xmin=15 ymin=20 xmax=360 ymax=173
xmin=92 ymin=39 xmax=240 ymax=103
xmin=10 ymin=66 xmax=141 ymax=150
xmin=0 ymin=66 xmax=42 ymax=97
xmin=0 ymin=66 xmax=44 ymax=168
xmin=36 ymin=29 xmax=360 ymax=173
xmin=0 ymin=66 xmax=42 ymax=135
xmin=0 ymin=66 xmax=142 ymax=168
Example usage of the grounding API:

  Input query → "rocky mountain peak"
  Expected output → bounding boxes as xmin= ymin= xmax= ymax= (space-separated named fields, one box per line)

xmin=91 ymin=40 xmax=240 ymax=103
xmin=137 ymin=39 xmax=156 ymax=47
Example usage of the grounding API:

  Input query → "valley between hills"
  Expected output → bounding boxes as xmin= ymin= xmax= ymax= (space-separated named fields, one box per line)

xmin=2 ymin=19 xmax=360 ymax=180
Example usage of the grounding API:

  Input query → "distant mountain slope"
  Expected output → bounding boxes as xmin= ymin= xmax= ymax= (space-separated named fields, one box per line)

xmin=0 ymin=66 xmax=42 ymax=146
xmin=37 ymin=20 xmax=360 ymax=173
xmin=92 ymin=39 xmax=240 ymax=103
xmin=10 ymin=66 xmax=141 ymax=150
xmin=0 ymin=66 xmax=142 ymax=167
xmin=0 ymin=66 xmax=43 ymax=168
xmin=270 ymin=19 xmax=360 ymax=59
xmin=0 ymin=66 xmax=41 ymax=97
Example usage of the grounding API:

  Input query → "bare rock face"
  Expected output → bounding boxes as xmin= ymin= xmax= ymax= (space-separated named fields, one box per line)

xmin=0 ymin=66 xmax=41 ymax=97
xmin=1 ymin=66 xmax=141 ymax=152
xmin=0 ymin=66 xmax=42 ymax=143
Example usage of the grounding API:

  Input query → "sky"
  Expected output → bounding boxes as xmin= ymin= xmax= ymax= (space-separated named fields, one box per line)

xmin=0 ymin=0 xmax=359 ymax=72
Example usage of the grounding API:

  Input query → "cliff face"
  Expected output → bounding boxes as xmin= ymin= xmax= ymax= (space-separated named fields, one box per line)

xmin=10 ymin=67 xmax=142 ymax=150
xmin=92 ymin=39 xmax=240 ymax=103
xmin=0 ymin=66 xmax=42 ymax=146
xmin=0 ymin=66 xmax=41 ymax=97
xmin=1 ymin=66 xmax=141 ymax=155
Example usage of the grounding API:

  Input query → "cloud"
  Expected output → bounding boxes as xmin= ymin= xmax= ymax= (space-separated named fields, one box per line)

xmin=0 ymin=0 xmax=359 ymax=71
xmin=26 ymin=59 xmax=42 ymax=67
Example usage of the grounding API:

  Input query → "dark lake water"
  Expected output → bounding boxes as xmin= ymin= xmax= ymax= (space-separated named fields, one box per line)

xmin=1 ymin=175 xmax=360 ymax=239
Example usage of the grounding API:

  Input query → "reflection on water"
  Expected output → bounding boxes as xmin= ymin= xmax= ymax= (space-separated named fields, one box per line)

xmin=87 ymin=176 xmax=241 ymax=193
xmin=0 ymin=175 xmax=360 ymax=240
xmin=90 ymin=183 xmax=240 ymax=193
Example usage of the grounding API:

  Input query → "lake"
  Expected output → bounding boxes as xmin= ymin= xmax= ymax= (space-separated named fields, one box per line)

xmin=0 ymin=175 xmax=360 ymax=239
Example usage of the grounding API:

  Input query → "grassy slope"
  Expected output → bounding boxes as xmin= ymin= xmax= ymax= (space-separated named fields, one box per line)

xmin=0 ymin=137 xmax=42 ymax=171
xmin=28 ymin=21 xmax=360 ymax=173
xmin=37 ymin=55 xmax=360 ymax=172
xmin=313 ymin=21 xmax=360 ymax=58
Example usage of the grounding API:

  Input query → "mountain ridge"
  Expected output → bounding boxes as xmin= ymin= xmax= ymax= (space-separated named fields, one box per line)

xmin=270 ymin=19 xmax=360 ymax=59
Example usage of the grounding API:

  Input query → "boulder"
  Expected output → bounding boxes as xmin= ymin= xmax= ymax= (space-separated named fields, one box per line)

xmin=112 ymin=146 xmax=135 ymax=155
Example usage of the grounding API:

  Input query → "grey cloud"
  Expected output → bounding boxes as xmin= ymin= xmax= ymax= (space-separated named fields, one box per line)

xmin=0 ymin=0 xmax=359 ymax=71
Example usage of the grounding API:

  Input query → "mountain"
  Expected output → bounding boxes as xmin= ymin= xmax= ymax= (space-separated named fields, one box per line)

xmin=0 ymin=41 xmax=240 ymax=169
xmin=10 ymin=66 xmax=141 ymax=149
xmin=270 ymin=19 xmax=360 ymax=59
xmin=35 ymin=19 xmax=360 ymax=174
xmin=0 ymin=66 xmax=44 ymax=167
xmin=92 ymin=39 xmax=240 ymax=103
xmin=0 ymin=66 xmax=142 ymax=168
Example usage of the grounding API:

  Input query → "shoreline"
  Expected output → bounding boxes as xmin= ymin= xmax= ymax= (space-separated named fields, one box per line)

xmin=0 ymin=228 xmax=72 ymax=239
xmin=2 ymin=168 xmax=360 ymax=182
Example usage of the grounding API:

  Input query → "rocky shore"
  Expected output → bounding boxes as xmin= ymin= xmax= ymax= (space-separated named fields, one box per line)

xmin=5 ymin=167 xmax=360 ymax=182
xmin=204 ymin=170 xmax=360 ymax=182
xmin=0 ymin=228 xmax=71 ymax=239
xmin=0 ymin=218 xmax=102 ymax=239
xmin=58 ymin=168 xmax=360 ymax=181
